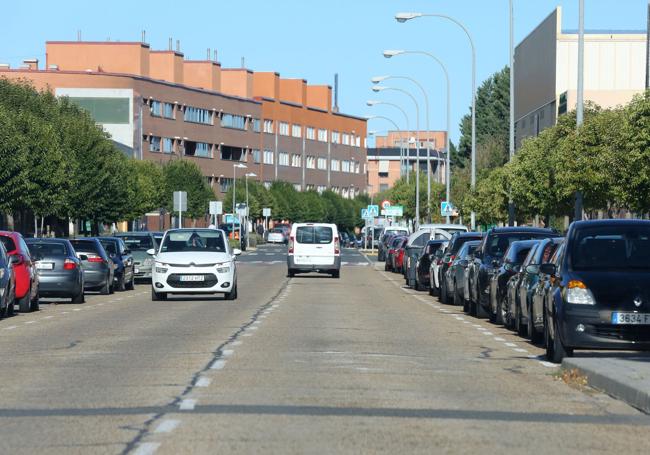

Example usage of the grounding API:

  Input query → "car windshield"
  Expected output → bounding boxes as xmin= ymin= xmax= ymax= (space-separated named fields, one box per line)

xmin=487 ymin=234 xmax=550 ymax=258
xmin=571 ymin=226 xmax=650 ymax=270
xmin=119 ymin=235 xmax=153 ymax=250
xmin=27 ymin=242 xmax=68 ymax=258
xmin=161 ymin=230 xmax=227 ymax=253
xmin=296 ymin=226 xmax=333 ymax=244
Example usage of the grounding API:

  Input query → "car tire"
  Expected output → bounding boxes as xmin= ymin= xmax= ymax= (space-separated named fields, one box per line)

xmin=117 ymin=275 xmax=126 ymax=292
xmin=440 ymin=279 xmax=448 ymax=304
xmin=151 ymin=287 xmax=167 ymax=301
xmin=18 ymin=291 xmax=31 ymax=313
xmin=475 ymin=296 xmax=489 ymax=319
xmin=30 ymin=294 xmax=39 ymax=312
xmin=224 ymin=283 xmax=238 ymax=300
xmin=126 ymin=275 xmax=135 ymax=291
xmin=72 ymin=291 xmax=85 ymax=304
xmin=100 ymin=281 xmax=111 ymax=295
xmin=109 ymin=282 xmax=115 ymax=294
xmin=550 ymin=318 xmax=572 ymax=363
xmin=332 ymin=270 xmax=340 ymax=279
xmin=515 ymin=300 xmax=527 ymax=337
xmin=528 ymin=303 xmax=542 ymax=344
xmin=453 ymin=281 xmax=461 ymax=306
xmin=287 ymin=269 xmax=295 ymax=278
xmin=384 ymin=262 xmax=389 ymax=272
xmin=495 ymin=296 xmax=505 ymax=325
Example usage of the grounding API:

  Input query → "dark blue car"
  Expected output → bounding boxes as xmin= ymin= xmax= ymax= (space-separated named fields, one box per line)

xmin=543 ymin=220 xmax=650 ymax=362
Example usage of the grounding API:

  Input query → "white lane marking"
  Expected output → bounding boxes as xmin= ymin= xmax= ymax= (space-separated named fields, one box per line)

xmin=477 ymin=327 xmax=487 ymax=331
xmin=494 ymin=337 xmax=506 ymax=342
xmin=222 ymin=349 xmax=234 ymax=357
xmin=97 ymin=303 xmax=104 ymax=306
xmin=115 ymin=298 xmax=123 ymax=301
xmin=4 ymin=326 xmax=17 ymax=330
xmin=248 ymin=253 xmax=258 ymax=256
xmin=249 ymin=326 xmax=259 ymax=330
xmin=540 ymin=361 xmax=559 ymax=368
xmin=504 ymin=342 xmax=517 ymax=347
xmin=196 ymin=377 xmax=211 ymax=387
xmin=211 ymin=359 xmax=226 ymax=370
xmin=43 ymin=316 xmax=54 ymax=319
xmin=133 ymin=442 xmax=161 ymax=455
xmin=455 ymin=317 xmax=465 ymax=321
xmin=253 ymin=320 xmax=261 ymax=325
xmin=514 ymin=348 xmax=528 ymax=353
xmin=61 ymin=311 xmax=69 ymax=314
xmin=232 ymin=340 xmax=243 ymax=346
xmin=154 ymin=419 xmax=180 ymax=433
xmin=25 ymin=321 xmax=37 ymax=325
xmin=482 ymin=332 xmax=494 ymax=336
xmin=270 ymin=261 xmax=283 ymax=264
xmin=179 ymin=399 xmax=196 ymax=410
xmin=463 ymin=321 xmax=471 ymax=324
xmin=242 ymin=333 xmax=252 ymax=337
xmin=472 ymin=324 xmax=482 ymax=328
xmin=73 ymin=308 xmax=81 ymax=312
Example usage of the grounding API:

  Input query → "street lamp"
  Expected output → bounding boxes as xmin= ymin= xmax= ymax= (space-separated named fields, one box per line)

xmin=245 ymin=172 xmax=257 ymax=249
xmin=367 ymin=101 xmax=410 ymax=177
xmin=372 ymin=74 xmax=433 ymax=222
xmin=575 ymin=0 xmax=585 ymax=221
xmin=396 ymin=12 xmax=477 ymax=229
xmin=233 ymin=163 xmax=247 ymax=246
xmin=372 ymin=84 xmax=422 ymax=228
xmin=384 ymin=49 xmax=452 ymax=223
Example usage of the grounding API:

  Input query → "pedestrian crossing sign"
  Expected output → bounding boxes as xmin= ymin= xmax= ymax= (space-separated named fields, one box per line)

xmin=441 ymin=201 xmax=454 ymax=217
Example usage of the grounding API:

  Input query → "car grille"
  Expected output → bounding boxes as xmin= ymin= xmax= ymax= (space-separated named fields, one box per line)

xmin=166 ymin=273 xmax=218 ymax=288
xmin=167 ymin=263 xmax=217 ymax=268
xmin=592 ymin=325 xmax=650 ymax=342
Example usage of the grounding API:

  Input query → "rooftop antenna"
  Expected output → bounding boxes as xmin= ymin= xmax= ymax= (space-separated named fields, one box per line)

xmin=168 ymin=37 xmax=172 ymax=51
xmin=77 ymin=30 xmax=81 ymax=41
xmin=176 ymin=40 xmax=180 ymax=52
xmin=207 ymin=48 xmax=211 ymax=60
xmin=241 ymin=57 xmax=245 ymax=68
xmin=213 ymin=49 xmax=218 ymax=62
xmin=141 ymin=30 xmax=146 ymax=43
xmin=333 ymin=73 xmax=340 ymax=112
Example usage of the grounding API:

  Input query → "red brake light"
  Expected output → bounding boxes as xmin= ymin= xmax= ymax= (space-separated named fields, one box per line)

xmin=86 ymin=255 xmax=105 ymax=263
xmin=63 ymin=258 xmax=77 ymax=270
xmin=288 ymin=236 xmax=295 ymax=254
xmin=334 ymin=237 xmax=340 ymax=255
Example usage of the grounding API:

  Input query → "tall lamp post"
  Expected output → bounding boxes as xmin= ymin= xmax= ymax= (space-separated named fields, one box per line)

xmin=396 ymin=12 xmax=477 ymax=229
xmin=508 ymin=0 xmax=516 ymax=226
xmin=372 ymin=84 xmax=422 ymax=228
xmin=233 ymin=163 xmax=247 ymax=245
xmin=372 ymin=75 xmax=433 ymax=222
xmin=367 ymin=101 xmax=411 ymax=177
xmin=575 ymin=0 xmax=585 ymax=221
xmin=383 ymin=49 xmax=451 ymax=223
xmin=245 ymin=172 xmax=257 ymax=249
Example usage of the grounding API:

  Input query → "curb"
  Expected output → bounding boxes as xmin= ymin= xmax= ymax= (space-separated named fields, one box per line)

xmin=562 ymin=358 xmax=650 ymax=414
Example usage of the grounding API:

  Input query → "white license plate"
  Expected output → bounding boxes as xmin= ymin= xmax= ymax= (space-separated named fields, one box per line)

xmin=180 ymin=275 xmax=205 ymax=282
xmin=611 ymin=312 xmax=650 ymax=325
xmin=36 ymin=262 xmax=54 ymax=270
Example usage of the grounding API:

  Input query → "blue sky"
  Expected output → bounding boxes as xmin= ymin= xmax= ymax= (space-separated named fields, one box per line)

xmin=1 ymin=1 xmax=647 ymax=144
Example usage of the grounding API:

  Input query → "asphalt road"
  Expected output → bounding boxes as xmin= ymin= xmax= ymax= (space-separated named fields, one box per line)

xmin=0 ymin=243 xmax=647 ymax=454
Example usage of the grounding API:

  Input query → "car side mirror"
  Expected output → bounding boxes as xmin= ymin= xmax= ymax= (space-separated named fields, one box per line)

xmin=526 ymin=265 xmax=539 ymax=275
xmin=146 ymin=249 xmax=156 ymax=256
xmin=539 ymin=263 xmax=556 ymax=275
xmin=9 ymin=255 xmax=21 ymax=265
xmin=232 ymin=248 xmax=242 ymax=256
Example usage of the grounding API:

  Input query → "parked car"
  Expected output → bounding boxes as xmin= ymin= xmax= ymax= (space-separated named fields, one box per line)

xmin=0 ymin=241 xmax=17 ymax=317
xmin=516 ymin=237 xmax=563 ymax=342
xmin=378 ymin=227 xmax=409 ymax=261
xmin=502 ymin=241 xmax=540 ymax=331
xmin=26 ymin=238 xmax=84 ymax=304
xmin=149 ymin=228 xmax=240 ymax=300
xmin=489 ymin=240 xmax=539 ymax=326
xmin=531 ymin=240 xmax=565 ymax=345
xmin=287 ymin=223 xmax=340 ymax=278
xmin=447 ymin=240 xmax=481 ymax=308
xmin=428 ymin=241 xmax=449 ymax=296
xmin=116 ymin=232 xmax=157 ymax=282
xmin=439 ymin=232 xmax=484 ymax=304
xmin=98 ymin=237 xmax=135 ymax=291
xmin=69 ymin=238 xmax=115 ymax=295
xmin=467 ymin=227 xmax=560 ymax=318
xmin=267 ymin=228 xmax=288 ymax=244
xmin=392 ymin=236 xmax=409 ymax=274
xmin=543 ymin=220 xmax=650 ymax=362
xmin=414 ymin=240 xmax=447 ymax=291
xmin=363 ymin=226 xmax=384 ymax=249
xmin=0 ymin=231 xmax=39 ymax=313
xmin=385 ymin=235 xmax=407 ymax=272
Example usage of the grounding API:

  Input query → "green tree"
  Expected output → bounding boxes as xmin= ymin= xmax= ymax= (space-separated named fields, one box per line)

xmin=163 ymin=160 xmax=213 ymax=220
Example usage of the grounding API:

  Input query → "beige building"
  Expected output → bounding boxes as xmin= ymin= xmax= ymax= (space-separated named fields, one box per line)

xmin=515 ymin=6 xmax=647 ymax=148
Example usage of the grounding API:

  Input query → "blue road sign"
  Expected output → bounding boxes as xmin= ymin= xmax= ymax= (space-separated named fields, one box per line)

xmin=441 ymin=201 xmax=454 ymax=217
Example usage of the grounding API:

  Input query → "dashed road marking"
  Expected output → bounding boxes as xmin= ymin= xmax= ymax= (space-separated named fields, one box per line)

xmin=4 ymin=326 xmax=17 ymax=330
xmin=43 ymin=316 xmax=54 ymax=319
xmin=196 ymin=377 xmax=211 ymax=387
xmin=514 ymin=348 xmax=529 ymax=353
xmin=133 ymin=442 xmax=161 ymax=455
xmin=73 ymin=308 xmax=82 ymax=312
xmin=222 ymin=349 xmax=234 ymax=357
xmin=25 ymin=321 xmax=36 ymax=325
xmin=154 ymin=419 xmax=180 ymax=433
xmin=494 ymin=337 xmax=506 ymax=342
xmin=232 ymin=340 xmax=242 ymax=346
xmin=482 ymin=331 xmax=494 ymax=336
xmin=211 ymin=359 xmax=226 ymax=370
xmin=179 ymin=399 xmax=196 ymax=411
xmin=249 ymin=326 xmax=259 ymax=330
xmin=242 ymin=333 xmax=252 ymax=337
xmin=504 ymin=342 xmax=517 ymax=347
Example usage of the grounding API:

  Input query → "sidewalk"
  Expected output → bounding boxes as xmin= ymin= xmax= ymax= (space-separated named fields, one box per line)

xmin=563 ymin=353 xmax=650 ymax=413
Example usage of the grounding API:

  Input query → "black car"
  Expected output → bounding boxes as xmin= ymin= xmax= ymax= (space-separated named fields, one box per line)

xmin=467 ymin=227 xmax=561 ymax=318
xmin=98 ymin=237 xmax=135 ymax=291
xmin=69 ymin=238 xmax=115 ymax=295
xmin=26 ymin=238 xmax=84 ymax=303
xmin=543 ymin=220 xmax=650 ymax=362
xmin=439 ymin=232 xmax=484 ymax=304
xmin=517 ymin=237 xmax=563 ymax=342
xmin=503 ymin=241 xmax=541 ymax=333
xmin=531 ymin=240 xmax=565 ymax=344
xmin=0 ymin=242 xmax=17 ymax=317
xmin=414 ymin=240 xmax=447 ymax=291
xmin=489 ymin=240 xmax=539 ymax=326
xmin=447 ymin=240 xmax=481 ymax=308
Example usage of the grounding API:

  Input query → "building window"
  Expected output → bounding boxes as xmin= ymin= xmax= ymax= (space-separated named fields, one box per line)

xmin=162 ymin=138 xmax=173 ymax=154
xmin=263 ymin=149 xmax=274 ymax=165
xmin=354 ymin=161 xmax=360 ymax=174
xmin=263 ymin=119 xmax=274 ymax=134
xmin=149 ymin=136 xmax=161 ymax=152
xmin=380 ymin=184 xmax=389 ymax=192
xmin=252 ymin=149 xmax=261 ymax=164
xmin=291 ymin=124 xmax=302 ymax=138
xmin=184 ymin=141 xmax=212 ymax=158
xmin=220 ymin=177 xmax=233 ymax=193
xmin=184 ymin=106 xmax=212 ymax=125
xmin=331 ymin=131 xmax=340 ymax=144
xmin=279 ymin=152 xmax=289 ymax=166
xmin=221 ymin=146 xmax=245 ymax=161
xmin=317 ymin=157 xmax=327 ymax=170
xmin=318 ymin=128 xmax=328 ymax=142
xmin=293 ymin=184 xmax=302 ymax=192
xmin=291 ymin=154 xmax=302 ymax=167
xmin=331 ymin=159 xmax=340 ymax=172
xmin=342 ymin=133 xmax=350 ymax=146
xmin=251 ymin=118 xmax=261 ymax=132
xmin=306 ymin=156 xmax=316 ymax=169
xmin=279 ymin=122 xmax=289 ymax=136
xmin=342 ymin=160 xmax=350 ymax=173
xmin=306 ymin=127 xmax=315 ymax=140
xmin=221 ymin=113 xmax=246 ymax=130
xmin=163 ymin=103 xmax=175 ymax=119
xmin=150 ymin=100 xmax=162 ymax=117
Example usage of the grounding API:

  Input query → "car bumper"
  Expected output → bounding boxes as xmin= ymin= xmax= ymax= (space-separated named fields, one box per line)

xmin=37 ymin=273 xmax=82 ymax=296
xmin=152 ymin=268 xmax=235 ymax=294
xmin=83 ymin=269 xmax=109 ymax=290
xmin=133 ymin=265 xmax=153 ymax=280
xmin=559 ymin=307 xmax=650 ymax=350
xmin=287 ymin=256 xmax=341 ymax=273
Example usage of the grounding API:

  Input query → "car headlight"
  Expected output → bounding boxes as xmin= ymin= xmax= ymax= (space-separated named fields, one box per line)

xmin=144 ymin=258 xmax=154 ymax=266
xmin=155 ymin=262 xmax=168 ymax=274
xmin=565 ymin=280 xmax=596 ymax=305
xmin=216 ymin=262 xmax=231 ymax=273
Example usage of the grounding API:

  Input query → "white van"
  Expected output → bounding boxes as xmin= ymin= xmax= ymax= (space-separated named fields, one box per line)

xmin=287 ymin=223 xmax=340 ymax=278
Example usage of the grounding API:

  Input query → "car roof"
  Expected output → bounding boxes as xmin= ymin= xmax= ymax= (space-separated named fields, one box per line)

xmin=116 ymin=231 xmax=153 ymax=236
xmin=572 ymin=219 xmax=650 ymax=228
xmin=26 ymin=238 xmax=69 ymax=243
xmin=489 ymin=227 xmax=556 ymax=234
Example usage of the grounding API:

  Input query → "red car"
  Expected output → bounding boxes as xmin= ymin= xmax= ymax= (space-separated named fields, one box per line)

xmin=393 ymin=237 xmax=409 ymax=274
xmin=0 ymin=231 xmax=39 ymax=313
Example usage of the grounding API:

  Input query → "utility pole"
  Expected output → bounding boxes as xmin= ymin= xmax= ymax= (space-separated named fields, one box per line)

xmin=575 ymin=0 xmax=585 ymax=221
xmin=508 ymin=0 xmax=516 ymax=226
xmin=646 ymin=0 xmax=650 ymax=89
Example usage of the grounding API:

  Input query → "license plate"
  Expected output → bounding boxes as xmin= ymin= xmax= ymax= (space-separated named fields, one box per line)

xmin=611 ymin=312 xmax=650 ymax=325
xmin=180 ymin=275 xmax=205 ymax=282
xmin=36 ymin=262 xmax=54 ymax=270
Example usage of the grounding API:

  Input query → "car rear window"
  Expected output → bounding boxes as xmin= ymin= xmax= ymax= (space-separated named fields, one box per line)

xmin=27 ymin=242 xmax=68 ymax=257
xmin=296 ymin=226 xmax=333 ymax=244
xmin=0 ymin=236 xmax=16 ymax=252
xmin=450 ymin=236 xmax=483 ymax=254
xmin=487 ymin=234 xmax=550 ymax=258
xmin=70 ymin=240 xmax=101 ymax=255
xmin=270 ymin=228 xmax=284 ymax=234
xmin=571 ymin=225 xmax=650 ymax=270
xmin=119 ymin=235 xmax=153 ymax=250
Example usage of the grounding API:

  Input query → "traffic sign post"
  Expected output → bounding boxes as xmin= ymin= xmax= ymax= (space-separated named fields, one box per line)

xmin=441 ymin=201 xmax=454 ymax=218
xmin=173 ymin=191 xmax=187 ymax=228
xmin=209 ymin=201 xmax=223 ymax=227
xmin=262 ymin=208 xmax=271 ymax=232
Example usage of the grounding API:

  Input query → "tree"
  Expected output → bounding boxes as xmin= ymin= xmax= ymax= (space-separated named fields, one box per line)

xmin=163 ymin=160 xmax=213 ymax=220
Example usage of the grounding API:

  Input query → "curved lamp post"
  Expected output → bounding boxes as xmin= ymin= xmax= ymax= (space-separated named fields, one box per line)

xmin=366 ymin=101 xmax=410 ymax=177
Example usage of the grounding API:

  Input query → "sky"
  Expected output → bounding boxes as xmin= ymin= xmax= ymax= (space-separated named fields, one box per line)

xmin=2 ymin=0 xmax=648 ymax=145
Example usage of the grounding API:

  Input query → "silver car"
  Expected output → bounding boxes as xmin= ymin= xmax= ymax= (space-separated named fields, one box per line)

xmin=115 ymin=232 xmax=157 ymax=282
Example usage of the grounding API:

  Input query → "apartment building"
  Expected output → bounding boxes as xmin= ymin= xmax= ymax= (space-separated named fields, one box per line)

xmin=0 ymin=40 xmax=367 ymax=199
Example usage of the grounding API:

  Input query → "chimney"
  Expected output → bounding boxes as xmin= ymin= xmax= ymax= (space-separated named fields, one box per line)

xmin=333 ymin=73 xmax=340 ymax=113
xmin=213 ymin=49 xmax=218 ymax=62
xmin=176 ymin=40 xmax=180 ymax=52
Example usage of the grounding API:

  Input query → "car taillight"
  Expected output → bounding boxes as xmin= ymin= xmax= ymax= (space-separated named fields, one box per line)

xmin=334 ymin=237 xmax=340 ymax=254
xmin=288 ymin=236 xmax=294 ymax=254
xmin=63 ymin=259 xmax=77 ymax=270
xmin=87 ymin=255 xmax=105 ymax=263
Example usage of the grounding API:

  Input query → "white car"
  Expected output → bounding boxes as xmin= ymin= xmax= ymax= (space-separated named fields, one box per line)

xmin=148 ymin=229 xmax=240 ymax=301
xmin=287 ymin=223 xmax=340 ymax=278
xmin=267 ymin=228 xmax=287 ymax=244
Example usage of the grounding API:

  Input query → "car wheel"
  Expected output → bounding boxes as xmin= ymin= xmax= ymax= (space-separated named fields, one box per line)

xmin=331 ymin=270 xmax=340 ymax=279
xmin=7 ymin=297 xmax=15 ymax=316
xmin=151 ymin=287 xmax=167 ymax=301
xmin=30 ymin=294 xmax=40 ymax=312
xmin=117 ymin=275 xmax=126 ymax=292
xmin=544 ymin=310 xmax=554 ymax=360
xmin=515 ymin=300 xmax=527 ymax=337
xmin=126 ymin=275 xmax=135 ymax=291
xmin=440 ymin=279 xmax=448 ymax=304
xmin=528 ymin=303 xmax=542 ymax=344
xmin=495 ymin=296 xmax=505 ymax=325
xmin=475 ymin=296 xmax=489 ymax=319
xmin=72 ymin=291 xmax=85 ymax=304
xmin=550 ymin=318 xmax=572 ymax=363
xmin=224 ymin=283 xmax=238 ymax=300
xmin=18 ymin=291 xmax=31 ymax=313
xmin=100 ymin=281 xmax=111 ymax=295
xmin=287 ymin=269 xmax=295 ymax=278
xmin=453 ymin=281 xmax=461 ymax=306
